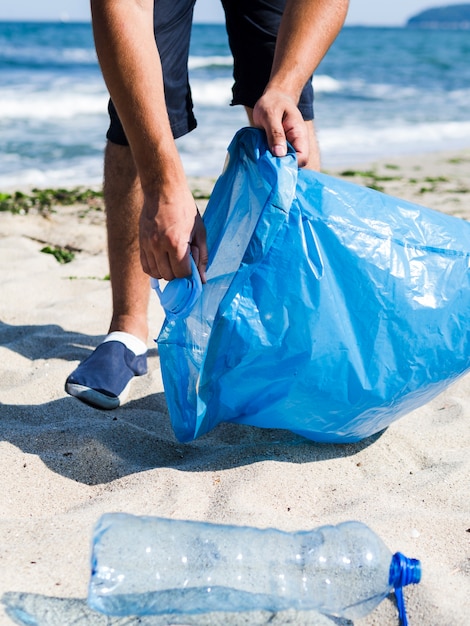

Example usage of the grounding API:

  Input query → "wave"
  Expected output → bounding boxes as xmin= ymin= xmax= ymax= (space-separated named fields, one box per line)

xmin=0 ymin=88 xmax=108 ymax=119
xmin=0 ymin=50 xmax=231 ymax=71
xmin=313 ymin=75 xmax=424 ymax=101
xmin=314 ymin=75 xmax=470 ymax=112
xmin=319 ymin=119 xmax=470 ymax=166
xmin=190 ymin=78 xmax=233 ymax=106
xmin=0 ymin=79 xmax=234 ymax=119
xmin=188 ymin=55 xmax=233 ymax=70
xmin=0 ymin=161 xmax=104 ymax=189
xmin=4 ymin=118 xmax=470 ymax=187
xmin=0 ymin=46 xmax=98 ymax=68
xmin=313 ymin=75 xmax=343 ymax=93
xmin=2 ymin=71 xmax=470 ymax=128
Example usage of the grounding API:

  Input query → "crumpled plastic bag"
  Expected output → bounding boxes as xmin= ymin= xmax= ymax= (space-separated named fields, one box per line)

xmin=157 ymin=127 xmax=470 ymax=443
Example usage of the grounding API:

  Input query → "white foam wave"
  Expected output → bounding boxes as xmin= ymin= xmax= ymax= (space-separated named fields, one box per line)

xmin=313 ymin=74 xmax=343 ymax=93
xmin=362 ymin=81 xmax=429 ymax=101
xmin=0 ymin=45 xmax=98 ymax=65
xmin=188 ymin=55 xmax=233 ymax=70
xmin=0 ymin=160 xmax=104 ymax=189
xmin=190 ymin=78 xmax=233 ymax=106
xmin=313 ymin=75 xmax=429 ymax=101
xmin=4 ymin=117 xmax=470 ymax=186
xmin=0 ymin=76 xmax=233 ymax=119
xmin=0 ymin=89 xmax=108 ymax=120
xmin=314 ymin=76 xmax=470 ymax=119
xmin=319 ymin=120 xmax=470 ymax=167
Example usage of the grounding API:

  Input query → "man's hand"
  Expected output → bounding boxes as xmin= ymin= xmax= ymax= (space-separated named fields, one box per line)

xmin=252 ymin=0 xmax=349 ymax=168
xmin=139 ymin=185 xmax=208 ymax=283
xmin=252 ymin=89 xmax=310 ymax=167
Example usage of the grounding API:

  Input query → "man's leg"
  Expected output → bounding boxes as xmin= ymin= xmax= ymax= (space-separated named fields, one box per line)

xmin=104 ymin=141 xmax=149 ymax=342
xmin=64 ymin=142 xmax=149 ymax=409
xmin=65 ymin=0 xmax=196 ymax=410
xmin=300 ymin=120 xmax=321 ymax=171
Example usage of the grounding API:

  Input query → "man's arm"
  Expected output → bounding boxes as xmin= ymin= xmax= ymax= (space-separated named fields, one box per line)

xmin=253 ymin=0 xmax=349 ymax=166
xmin=90 ymin=0 xmax=207 ymax=282
xmin=90 ymin=0 xmax=347 ymax=279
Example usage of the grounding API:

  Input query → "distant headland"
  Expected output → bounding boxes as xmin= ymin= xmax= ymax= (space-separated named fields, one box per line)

xmin=407 ymin=4 xmax=470 ymax=28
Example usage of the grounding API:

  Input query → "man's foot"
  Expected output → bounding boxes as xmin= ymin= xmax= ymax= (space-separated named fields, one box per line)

xmin=65 ymin=332 xmax=148 ymax=409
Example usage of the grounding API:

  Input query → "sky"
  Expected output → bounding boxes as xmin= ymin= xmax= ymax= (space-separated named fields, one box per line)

xmin=0 ymin=0 xmax=468 ymax=25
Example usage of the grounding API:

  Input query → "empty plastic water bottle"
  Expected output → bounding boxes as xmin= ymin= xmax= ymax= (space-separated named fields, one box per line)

xmin=151 ymin=255 xmax=202 ymax=320
xmin=88 ymin=514 xmax=421 ymax=624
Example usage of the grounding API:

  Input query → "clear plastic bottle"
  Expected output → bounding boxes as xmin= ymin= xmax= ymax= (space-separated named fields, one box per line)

xmin=88 ymin=514 xmax=421 ymax=624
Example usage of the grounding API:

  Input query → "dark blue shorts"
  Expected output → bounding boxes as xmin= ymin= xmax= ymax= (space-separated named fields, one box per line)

xmin=106 ymin=0 xmax=314 ymax=145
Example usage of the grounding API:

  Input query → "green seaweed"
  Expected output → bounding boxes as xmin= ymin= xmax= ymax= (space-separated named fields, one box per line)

xmin=66 ymin=274 xmax=110 ymax=281
xmin=0 ymin=187 xmax=103 ymax=215
xmin=40 ymin=245 xmax=76 ymax=264
xmin=339 ymin=169 xmax=400 ymax=192
xmin=424 ymin=176 xmax=449 ymax=183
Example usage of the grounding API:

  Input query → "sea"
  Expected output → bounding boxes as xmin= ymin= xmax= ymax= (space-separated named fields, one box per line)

xmin=1 ymin=21 xmax=470 ymax=188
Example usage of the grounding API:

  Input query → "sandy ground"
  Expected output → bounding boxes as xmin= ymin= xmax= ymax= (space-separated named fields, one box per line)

xmin=0 ymin=148 xmax=469 ymax=626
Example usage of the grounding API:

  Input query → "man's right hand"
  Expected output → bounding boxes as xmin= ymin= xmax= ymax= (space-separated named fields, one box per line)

xmin=139 ymin=185 xmax=208 ymax=284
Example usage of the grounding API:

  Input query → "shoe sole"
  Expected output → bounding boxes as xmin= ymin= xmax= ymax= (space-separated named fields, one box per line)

xmin=65 ymin=381 xmax=132 ymax=410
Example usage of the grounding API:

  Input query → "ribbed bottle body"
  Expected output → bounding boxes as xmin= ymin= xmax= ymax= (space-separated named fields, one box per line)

xmin=89 ymin=514 xmax=393 ymax=618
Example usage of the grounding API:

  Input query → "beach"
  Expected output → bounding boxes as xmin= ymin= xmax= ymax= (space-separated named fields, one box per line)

xmin=1 ymin=147 xmax=469 ymax=626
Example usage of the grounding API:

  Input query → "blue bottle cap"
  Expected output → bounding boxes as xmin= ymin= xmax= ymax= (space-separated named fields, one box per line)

xmin=389 ymin=552 xmax=422 ymax=626
xmin=151 ymin=256 xmax=202 ymax=320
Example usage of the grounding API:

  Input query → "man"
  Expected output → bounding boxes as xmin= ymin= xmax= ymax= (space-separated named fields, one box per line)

xmin=65 ymin=0 xmax=349 ymax=409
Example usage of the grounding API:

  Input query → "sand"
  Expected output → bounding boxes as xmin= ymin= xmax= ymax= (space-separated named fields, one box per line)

xmin=0 ymin=149 xmax=469 ymax=626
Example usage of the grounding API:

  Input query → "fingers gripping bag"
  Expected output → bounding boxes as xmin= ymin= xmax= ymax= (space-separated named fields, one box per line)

xmin=157 ymin=128 xmax=470 ymax=443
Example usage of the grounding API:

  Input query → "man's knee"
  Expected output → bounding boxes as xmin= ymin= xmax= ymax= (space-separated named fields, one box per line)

xmin=104 ymin=141 xmax=138 ymax=182
xmin=304 ymin=121 xmax=321 ymax=171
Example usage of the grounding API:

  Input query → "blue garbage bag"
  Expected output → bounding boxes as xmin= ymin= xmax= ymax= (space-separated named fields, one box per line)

xmin=157 ymin=128 xmax=470 ymax=443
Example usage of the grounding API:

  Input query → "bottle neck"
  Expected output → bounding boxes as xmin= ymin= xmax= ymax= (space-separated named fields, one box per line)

xmin=389 ymin=552 xmax=422 ymax=626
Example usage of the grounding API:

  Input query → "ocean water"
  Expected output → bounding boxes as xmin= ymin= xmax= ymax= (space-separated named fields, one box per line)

xmin=1 ymin=21 xmax=470 ymax=188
